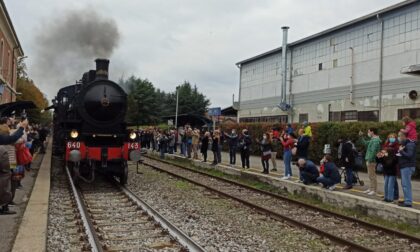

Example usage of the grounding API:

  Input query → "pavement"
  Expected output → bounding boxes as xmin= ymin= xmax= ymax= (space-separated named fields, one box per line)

xmin=12 ymin=143 xmax=51 ymax=252
xmin=0 ymin=152 xmax=44 ymax=252
xmin=179 ymin=150 xmax=420 ymax=205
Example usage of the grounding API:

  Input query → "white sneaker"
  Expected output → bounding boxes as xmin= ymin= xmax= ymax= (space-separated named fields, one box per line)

xmin=281 ymin=176 xmax=290 ymax=180
xmin=363 ymin=189 xmax=371 ymax=194
xmin=328 ymin=185 xmax=336 ymax=191
xmin=367 ymin=191 xmax=376 ymax=196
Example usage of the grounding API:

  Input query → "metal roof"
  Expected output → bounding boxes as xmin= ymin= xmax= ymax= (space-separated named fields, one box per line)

xmin=0 ymin=0 xmax=24 ymax=56
xmin=236 ymin=0 xmax=418 ymax=66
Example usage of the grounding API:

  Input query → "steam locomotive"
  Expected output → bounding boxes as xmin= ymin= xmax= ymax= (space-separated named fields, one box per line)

xmin=49 ymin=59 xmax=141 ymax=184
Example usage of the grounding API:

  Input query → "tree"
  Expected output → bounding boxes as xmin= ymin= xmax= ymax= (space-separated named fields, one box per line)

xmin=123 ymin=76 xmax=160 ymax=125
xmin=175 ymin=81 xmax=210 ymax=115
xmin=17 ymin=57 xmax=27 ymax=79
xmin=16 ymin=78 xmax=51 ymax=124
xmin=123 ymin=77 xmax=210 ymax=126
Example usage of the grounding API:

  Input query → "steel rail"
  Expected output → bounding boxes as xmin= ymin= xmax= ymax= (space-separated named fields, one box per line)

xmin=65 ymin=166 xmax=103 ymax=252
xmin=144 ymin=156 xmax=420 ymax=244
xmin=117 ymin=183 xmax=206 ymax=252
xmin=142 ymin=160 xmax=373 ymax=252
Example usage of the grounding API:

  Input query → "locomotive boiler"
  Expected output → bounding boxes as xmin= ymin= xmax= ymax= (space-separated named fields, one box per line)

xmin=51 ymin=59 xmax=141 ymax=184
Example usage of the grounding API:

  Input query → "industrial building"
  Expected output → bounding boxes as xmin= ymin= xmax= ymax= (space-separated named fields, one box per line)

xmin=236 ymin=0 xmax=420 ymax=123
xmin=0 ymin=0 xmax=23 ymax=104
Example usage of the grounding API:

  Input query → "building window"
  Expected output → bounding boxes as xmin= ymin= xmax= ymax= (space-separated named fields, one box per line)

xmin=342 ymin=110 xmax=358 ymax=121
xmin=0 ymin=40 xmax=3 ymax=69
xmin=333 ymin=59 xmax=338 ymax=68
xmin=6 ymin=51 xmax=10 ymax=77
xmin=398 ymin=108 xmax=420 ymax=120
xmin=299 ymin=113 xmax=308 ymax=123
xmin=318 ymin=63 xmax=323 ymax=71
xmin=239 ymin=116 xmax=288 ymax=123
xmin=358 ymin=111 xmax=379 ymax=122
xmin=329 ymin=111 xmax=342 ymax=122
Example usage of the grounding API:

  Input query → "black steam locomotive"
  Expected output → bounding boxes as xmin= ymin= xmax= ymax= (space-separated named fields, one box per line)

xmin=49 ymin=59 xmax=141 ymax=184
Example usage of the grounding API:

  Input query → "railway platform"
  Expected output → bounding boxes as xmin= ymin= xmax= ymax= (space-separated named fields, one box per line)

xmin=0 ymin=148 xmax=47 ymax=252
xmin=148 ymin=150 xmax=420 ymax=226
xmin=9 ymin=143 xmax=51 ymax=252
xmin=217 ymin=151 xmax=420 ymax=204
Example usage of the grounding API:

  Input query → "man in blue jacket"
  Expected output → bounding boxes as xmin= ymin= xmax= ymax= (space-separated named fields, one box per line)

xmin=316 ymin=155 xmax=341 ymax=190
xmin=397 ymin=132 xmax=416 ymax=207
xmin=297 ymin=159 xmax=319 ymax=185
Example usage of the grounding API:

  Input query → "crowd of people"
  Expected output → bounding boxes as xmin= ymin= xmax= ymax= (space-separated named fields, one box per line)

xmin=136 ymin=116 xmax=417 ymax=208
xmin=0 ymin=116 xmax=49 ymax=215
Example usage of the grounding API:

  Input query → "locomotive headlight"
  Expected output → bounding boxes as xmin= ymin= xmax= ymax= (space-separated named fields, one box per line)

xmin=70 ymin=130 xmax=79 ymax=139
xmin=129 ymin=132 xmax=137 ymax=140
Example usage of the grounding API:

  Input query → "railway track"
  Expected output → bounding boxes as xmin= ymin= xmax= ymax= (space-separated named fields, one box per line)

xmin=65 ymin=165 xmax=205 ymax=252
xmin=143 ymin=156 xmax=420 ymax=252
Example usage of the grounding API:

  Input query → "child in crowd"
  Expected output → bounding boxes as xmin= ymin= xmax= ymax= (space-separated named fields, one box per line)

xmin=376 ymin=148 xmax=398 ymax=202
xmin=400 ymin=116 xmax=417 ymax=143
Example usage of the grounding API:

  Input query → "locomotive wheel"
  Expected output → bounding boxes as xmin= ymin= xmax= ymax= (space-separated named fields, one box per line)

xmin=120 ymin=161 xmax=128 ymax=185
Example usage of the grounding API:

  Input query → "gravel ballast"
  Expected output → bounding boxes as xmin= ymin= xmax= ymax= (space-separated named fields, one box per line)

xmin=128 ymin=162 xmax=343 ymax=251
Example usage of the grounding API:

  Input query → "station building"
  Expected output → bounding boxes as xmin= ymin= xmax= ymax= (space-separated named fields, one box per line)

xmin=236 ymin=0 xmax=420 ymax=123
xmin=0 ymin=0 xmax=23 ymax=104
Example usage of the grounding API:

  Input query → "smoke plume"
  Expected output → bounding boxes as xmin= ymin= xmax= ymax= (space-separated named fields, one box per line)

xmin=32 ymin=9 xmax=120 ymax=98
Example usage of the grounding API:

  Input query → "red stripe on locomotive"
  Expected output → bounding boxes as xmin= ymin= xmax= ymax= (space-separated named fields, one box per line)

xmin=65 ymin=141 xmax=140 ymax=161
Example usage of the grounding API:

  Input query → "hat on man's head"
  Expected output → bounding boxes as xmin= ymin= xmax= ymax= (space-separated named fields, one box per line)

xmin=303 ymin=121 xmax=308 ymax=126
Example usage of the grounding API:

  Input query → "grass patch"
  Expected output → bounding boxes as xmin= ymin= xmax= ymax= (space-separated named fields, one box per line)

xmin=152 ymin=155 xmax=420 ymax=237
xmin=174 ymin=180 xmax=192 ymax=190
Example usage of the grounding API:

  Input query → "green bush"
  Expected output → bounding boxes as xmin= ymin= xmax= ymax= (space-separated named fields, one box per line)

xmin=222 ymin=120 xmax=420 ymax=177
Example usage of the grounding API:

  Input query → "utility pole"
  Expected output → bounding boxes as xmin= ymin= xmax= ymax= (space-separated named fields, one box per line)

xmin=175 ymin=87 xmax=179 ymax=129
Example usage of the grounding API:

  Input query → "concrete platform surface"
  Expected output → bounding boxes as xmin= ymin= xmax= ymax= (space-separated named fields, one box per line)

xmin=12 ymin=143 xmax=51 ymax=252
xmin=219 ymin=151 xmax=420 ymax=204
xmin=149 ymin=150 xmax=420 ymax=226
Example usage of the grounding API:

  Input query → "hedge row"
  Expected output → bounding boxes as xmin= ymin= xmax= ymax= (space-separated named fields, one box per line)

xmin=221 ymin=120 xmax=420 ymax=177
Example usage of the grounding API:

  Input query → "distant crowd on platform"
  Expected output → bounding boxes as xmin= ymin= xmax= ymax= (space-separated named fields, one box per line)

xmin=136 ymin=116 xmax=417 ymax=208
xmin=0 ymin=116 xmax=49 ymax=215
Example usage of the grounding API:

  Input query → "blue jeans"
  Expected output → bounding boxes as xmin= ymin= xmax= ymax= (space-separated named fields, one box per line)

xmin=400 ymin=167 xmax=415 ymax=205
xmin=181 ymin=143 xmax=187 ymax=156
xmin=316 ymin=176 xmax=335 ymax=188
xmin=393 ymin=179 xmax=399 ymax=200
xmin=345 ymin=167 xmax=353 ymax=186
xmin=283 ymin=150 xmax=292 ymax=176
xmin=229 ymin=146 xmax=237 ymax=164
xmin=160 ymin=147 xmax=165 ymax=159
xmin=384 ymin=175 xmax=396 ymax=201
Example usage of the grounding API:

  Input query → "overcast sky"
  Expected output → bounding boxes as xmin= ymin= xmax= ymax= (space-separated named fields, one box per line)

xmin=7 ymin=0 xmax=401 ymax=108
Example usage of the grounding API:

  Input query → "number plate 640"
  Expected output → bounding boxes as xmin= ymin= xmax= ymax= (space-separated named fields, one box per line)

xmin=67 ymin=142 xmax=81 ymax=149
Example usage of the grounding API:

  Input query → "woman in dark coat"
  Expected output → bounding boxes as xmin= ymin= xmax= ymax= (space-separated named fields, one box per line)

xmin=257 ymin=133 xmax=272 ymax=174
xmin=340 ymin=138 xmax=356 ymax=189
xmin=211 ymin=130 xmax=220 ymax=165
xmin=239 ymin=129 xmax=252 ymax=169
xmin=200 ymin=131 xmax=210 ymax=162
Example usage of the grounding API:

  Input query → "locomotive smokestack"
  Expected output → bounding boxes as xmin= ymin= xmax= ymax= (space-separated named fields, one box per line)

xmin=95 ymin=58 xmax=109 ymax=80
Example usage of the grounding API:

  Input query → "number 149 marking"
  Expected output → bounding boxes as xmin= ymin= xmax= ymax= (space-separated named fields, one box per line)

xmin=129 ymin=143 xmax=139 ymax=149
